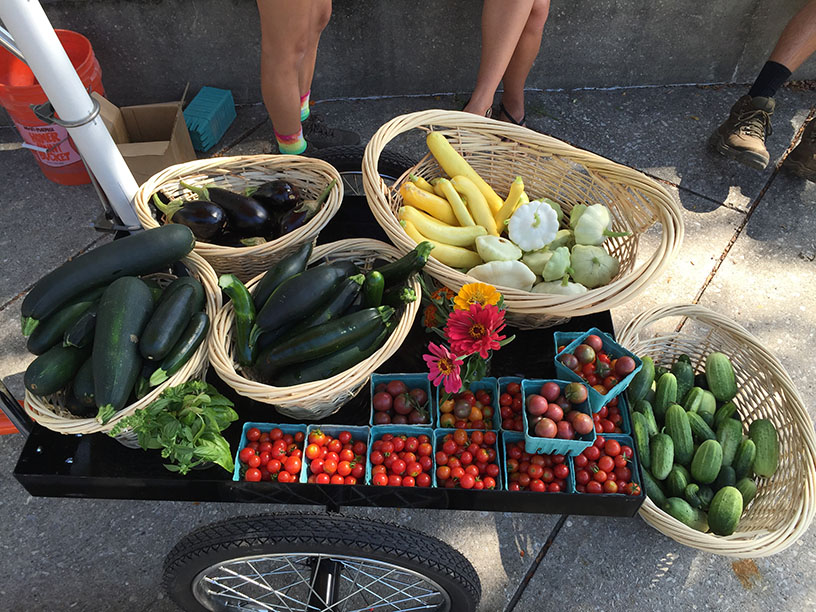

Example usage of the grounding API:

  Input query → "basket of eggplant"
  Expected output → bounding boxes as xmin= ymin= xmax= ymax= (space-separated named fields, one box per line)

xmin=133 ymin=154 xmax=343 ymax=281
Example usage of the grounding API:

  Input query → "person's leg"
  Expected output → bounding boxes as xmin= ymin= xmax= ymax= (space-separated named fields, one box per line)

xmin=464 ymin=0 xmax=536 ymax=117
xmin=257 ymin=0 xmax=312 ymax=153
xmin=768 ymin=0 xmax=816 ymax=73
xmin=497 ymin=0 xmax=550 ymax=125
xmin=298 ymin=0 xmax=332 ymax=121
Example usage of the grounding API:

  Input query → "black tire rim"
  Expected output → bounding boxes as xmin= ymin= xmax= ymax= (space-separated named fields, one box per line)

xmin=191 ymin=552 xmax=452 ymax=611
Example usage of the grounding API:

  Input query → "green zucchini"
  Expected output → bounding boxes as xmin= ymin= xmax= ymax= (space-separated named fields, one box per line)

xmin=381 ymin=284 xmax=418 ymax=308
xmin=362 ymin=270 xmax=385 ymax=307
xmin=255 ymin=306 xmax=393 ymax=380
xmin=21 ymin=225 xmax=194 ymax=336
xmin=631 ymin=412 xmax=651 ymax=470
xmin=691 ymin=439 xmax=723 ymax=485
xmin=219 ymin=274 xmax=256 ymax=367
xmin=252 ymin=241 xmax=313 ymax=311
xmin=251 ymin=260 xmax=359 ymax=342
xmin=149 ymin=311 xmax=210 ymax=386
xmin=24 ymin=344 xmax=90 ymax=397
xmin=140 ymin=282 xmax=204 ymax=361
xmin=717 ymin=418 xmax=743 ymax=466
xmin=72 ymin=357 xmax=96 ymax=408
xmin=671 ymin=357 xmax=694 ymax=404
xmin=372 ymin=241 xmax=433 ymax=284
xmin=63 ymin=303 xmax=98 ymax=349
xmin=157 ymin=276 xmax=205 ymax=308
xmin=650 ymin=433 xmax=674 ymax=480
xmin=733 ymin=439 xmax=757 ymax=480
xmin=627 ymin=355 xmax=654 ymax=403
xmin=278 ymin=274 xmax=365 ymax=341
xmin=26 ymin=287 xmax=103 ymax=355
xmin=705 ymin=352 xmax=738 ymax=402
xmin=134 ymin=362 xmax=157 ymax=400
xmin=666 ymin=404 xmax=694 ymax=465
xmin=271 ymin=325 xmax=392 ymax=386
xmin=708 ymin=486 xmax=743 ymax=536
xmin=749 ymin=419 xmax=779 ymax=478
xmin=93 ymin=277 xmax=156 ymax=423
xmin=64 ymin=392 xmax=96 ymax=418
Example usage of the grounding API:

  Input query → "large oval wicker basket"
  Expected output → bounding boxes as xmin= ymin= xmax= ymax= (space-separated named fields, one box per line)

xmin=617 ymin=303 xmax=816 ymax=557
xmin=23 ymin=251 xmax=222 ymax=435
xmin=133 ymin=154 xmax=343 ymax=281
xmin=363 ymin=110 xmax=684 ymax=328
xmin=208 ymin=238 xmax=421 ymax=420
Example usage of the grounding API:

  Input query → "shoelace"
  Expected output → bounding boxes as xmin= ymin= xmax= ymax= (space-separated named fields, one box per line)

xmin=735 ymin=108 xmax=773 ymax=140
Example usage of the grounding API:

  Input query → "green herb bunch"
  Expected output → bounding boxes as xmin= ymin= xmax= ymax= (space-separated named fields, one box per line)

xmin=109 ymin=380 xmax=238 ymax=475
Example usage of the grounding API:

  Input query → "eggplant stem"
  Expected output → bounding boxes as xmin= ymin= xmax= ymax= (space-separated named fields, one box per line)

xmin=153 ymin=194 xmax=185 ymax=221
xmin=295 ymin=178 xmax=337 ymax=219
xmin=179 ymin=179 xmax=209 ymax=201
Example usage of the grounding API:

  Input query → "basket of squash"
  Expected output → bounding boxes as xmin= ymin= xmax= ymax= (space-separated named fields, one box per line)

xmin=133 ymin=154 xmax=343 ymax=281
xmin=617 ymin=303 xmax=816 ymax=557
xmin=362 ymin=109 xmax=684 ymax=329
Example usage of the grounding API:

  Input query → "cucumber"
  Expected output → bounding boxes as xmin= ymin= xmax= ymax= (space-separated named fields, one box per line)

xmin=663 ymin=497 xmax=709 ymax=532
xmin=708 ymin=486 xmax=743 ymax=536
xmin=218 ymin=274 xmax=256 ymax=368
xmin=255 ymin=306 xmax=393 ymax=379
xmin=63 ymin=303 xmax=98 ymax=349
xmin=705 ymin=352 xmax=738 ymax=402
xmin=714 ymin=401 xmax=739 ymax=429
xmin=736 ymin=477 xmax=758 ymax=507
xmin=140 ymin=282 xmax=204 ymax=361
xmin=24 ymin=344 xmax=90 ymax=397
xmin=149 ymin=312 xmax=210 ymax=387
xmin=749 ymin=419 xmax=779 ymax=478
xmin=631 ymin=412 xmax=652 ymax=470
xmin=650 ymin=433 xmax=674 ymax=480
xmin=271 ymin=325 xmax=392 ymax=386
xmin=21 ymin=225 xmax=194 ymax=336
xmin=666 ymin=464 xmax=691 ymax=497
xmin=733 ymin=439 xmax=757 ymax=480
xmin=26 ymin=287 xmax=103 ymax=355
xmin=713 ymin=465 xmax=736 ymax=491
xmin=683 ymin=387 xmax=705 ymax=413
xmin=71 ymin=357 xmax=96 ymax=408
xmin=372 ymin=241 xmax=433 ymax=284
xmin=665 ymin=404 xmax=694 ymax=465
xmin=627 ymin=355 xmax=655 ymax=403
xmin=698 ymin=485 xmax=715 ymax=510
xmin=654 ymin=372 xmax=677 ymax=422
xmin=252 ymin=261 xmax=359 ymax=340
xmin=690 ymin=439 xmax=723 ymax=484
xmin=634 ymin=399 xmax=659 ymax=436
xmin=687 ymin=411 xmax=716 ymax=443
xmin=252 ymin=241 xmax=313 ymax=311
xmin=641 ymin=468 xmax=667 ymax=506
xmin=684 ymin=483 xmax=714 ymax=510
xmin=717 ymin=418 xmax=743 ymax=467
xmin=671 ymin=357 xmax=694 ymax=404
xmin=694 ymin=372 xmax=709 ymax=390
xmin=697 ymin=390 xmax=717 ymax=425
xmin=654 ymin=365 xmax=669 ymax=379
xmin=93 ymin=277 xmax=156 ymax=423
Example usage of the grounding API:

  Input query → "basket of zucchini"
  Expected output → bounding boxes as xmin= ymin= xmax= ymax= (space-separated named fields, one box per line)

xmin=208 ymin=238 xmax=424 ymax=420
xmin=617 ymin=303 xmax=816 ymax=557
xmin=21 ymin=226 xmax=222 ymax=436
xmin=133 ymin=154 xmax=343 ymax=281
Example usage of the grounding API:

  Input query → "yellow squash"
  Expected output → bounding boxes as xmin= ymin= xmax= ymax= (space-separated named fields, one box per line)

xmin=434 ymin=178 xmax=475 ymax=226
xmin=495 ymin=176 xmax=524 ymax=229
xmin=399 ymin=182 xmax=459 ymax=226
xmin=409 ymin=173 xmax=435 ymax=194
xmin=401 ymin=220 xmax=483 ymax=268
xmin=452 ymin=175 xmax=499 ymax=236
xmin=399 ymin=205 xmax=487 ymax=247
xmin=426 ymin=131 xmax=504 ymax=213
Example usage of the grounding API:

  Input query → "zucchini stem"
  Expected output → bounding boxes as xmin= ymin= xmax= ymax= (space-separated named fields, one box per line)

xmin=21 ymin=315 xmax=39 ymax=337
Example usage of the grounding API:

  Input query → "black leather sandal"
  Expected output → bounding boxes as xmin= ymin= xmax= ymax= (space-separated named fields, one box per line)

xmin=497 ymin=102 xmax=527 ymax=127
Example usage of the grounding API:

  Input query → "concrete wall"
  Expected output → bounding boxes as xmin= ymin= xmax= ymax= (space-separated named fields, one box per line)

xmin=6 ymin=0 xmax=816 ymax=108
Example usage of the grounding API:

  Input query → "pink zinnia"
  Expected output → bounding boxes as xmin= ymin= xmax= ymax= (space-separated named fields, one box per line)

xmin=423 ymin=342 xmax=463 ymax=394
xmin=444 ymin=303 xmax=507 ymax=359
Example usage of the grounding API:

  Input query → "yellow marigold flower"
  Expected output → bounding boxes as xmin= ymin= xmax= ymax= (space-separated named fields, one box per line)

xmin=454 ymin=282 xmax=501 ymax=311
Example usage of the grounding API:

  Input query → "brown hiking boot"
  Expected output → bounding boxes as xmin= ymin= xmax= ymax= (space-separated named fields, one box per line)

xmin=783 ymin=119 xmax=816 ymax=181
xmin=709 ymin=95 xmax=774 ymax=170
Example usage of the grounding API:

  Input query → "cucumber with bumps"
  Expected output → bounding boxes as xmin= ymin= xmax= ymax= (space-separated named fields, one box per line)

xmin=666 ymin=404 xmax=694 ymax=465
xmin=717 ymin=418 xmax=743 ymax=467
xmin=705 ymin=352 xmax=738 ymax=402
xmin=627 ymin=355 xmax=655 ymax=403
xmin=650 ymin=433 xmax=674 ymax=480
xmin=708 ymin=486 xmax=743 ymax=535
xmin=654 ymin=372 xmax=677 ymax=422
xmin=749 ymin=419 xmax=779 ymax=478
xmin=691 ymin=439 xmax=723 ymax=484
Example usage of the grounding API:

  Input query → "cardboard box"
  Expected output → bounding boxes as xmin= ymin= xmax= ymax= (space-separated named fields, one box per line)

xmin=93 ymin=92 xmax=197 ymax=185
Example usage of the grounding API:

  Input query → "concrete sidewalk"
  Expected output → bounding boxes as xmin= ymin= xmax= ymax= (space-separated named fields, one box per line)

xmin=1 ymin=84 xmax=815 ymax=611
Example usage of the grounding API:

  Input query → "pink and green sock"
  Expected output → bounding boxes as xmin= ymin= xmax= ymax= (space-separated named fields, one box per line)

xmin=275 ymin=127 xmax=306 ymax=155
xmin=300 ymin=91 xmax=311 ymax=122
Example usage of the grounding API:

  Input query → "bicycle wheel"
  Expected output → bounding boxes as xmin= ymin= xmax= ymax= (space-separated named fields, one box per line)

xmin=163 ymin=513 xmax=481 ymax=612
xmin=311 ymin=145 xmax=415 ymax=196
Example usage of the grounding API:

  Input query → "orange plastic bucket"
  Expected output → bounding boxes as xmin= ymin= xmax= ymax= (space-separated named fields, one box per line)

xmin=0 ymin=29 xmax=104 ymax=185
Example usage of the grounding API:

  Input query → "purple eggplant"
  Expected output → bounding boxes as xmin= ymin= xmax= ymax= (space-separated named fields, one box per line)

xmin=181 ymin=181 xmax=272 ymax=238
xmin=251 ymin=180 xmax=300 ymax=216
xmin=152 ymin=195 xmax=227 ymax=241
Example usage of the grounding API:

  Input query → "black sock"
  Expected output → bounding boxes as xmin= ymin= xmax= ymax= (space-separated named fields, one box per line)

xmin=748 ymin=61 xmax=792 ymax=98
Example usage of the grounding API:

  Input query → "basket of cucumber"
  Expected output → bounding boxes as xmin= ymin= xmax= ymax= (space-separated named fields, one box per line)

xmin=133 ymin=154 xmax=343 ymax=281
xmin=21 ymin=226 xmax=221 ymax=435
xmin=617 ymin=303 xmax=816 ymax=557
xmin=363 ymin=109 xmax=684 ymax=329
xmin=208 ymin=238 xmax=422 ymax=420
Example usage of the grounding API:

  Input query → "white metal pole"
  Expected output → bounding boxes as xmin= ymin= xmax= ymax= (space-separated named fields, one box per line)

xmin=0 ymin=0 xmax=141 ymax=229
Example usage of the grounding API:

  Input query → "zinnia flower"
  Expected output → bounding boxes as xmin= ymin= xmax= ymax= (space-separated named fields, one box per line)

xmin=423 ymin=342 xmax=463 ymax=394
xmin=444 ymin=303 xmax=507 ymax=359
xmin=454 ymin=282 xmax=501 ymax=311
xmin=431 ymin=286 xmax=456 ymax=302
xmin=422 ymin=304 xmax=440 ymax=330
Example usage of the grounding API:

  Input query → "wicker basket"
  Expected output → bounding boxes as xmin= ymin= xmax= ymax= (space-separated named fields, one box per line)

xmin=23 ymin=251 xmax=222 ymax=435
xmin=363 ymin=110 xmax=684 ymax=328
xmin=133 ymin=154 xmax=343 ymax=281
xmin=209 ymin=239 xmax=421 ymax=420
xmin=617 ymin=303 xmax=816 ymax=557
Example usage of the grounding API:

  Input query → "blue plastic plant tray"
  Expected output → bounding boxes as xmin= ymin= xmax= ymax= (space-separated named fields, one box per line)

xmin=183 ymin=86 xmax=237 ymax=152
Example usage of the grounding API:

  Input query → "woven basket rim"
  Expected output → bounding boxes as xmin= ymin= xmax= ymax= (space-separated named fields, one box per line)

xmin=23 ymin=250 xmax=221 ymax=435
xmin=618 ymin=302 xmax=816 ymax=557
xmin=207 ymin=238 xmax=421 ymax=416
xmin=362 ymin=109 xmax=684 ymax=320
xmin=132 ymin=153 xmax=343 ymax=260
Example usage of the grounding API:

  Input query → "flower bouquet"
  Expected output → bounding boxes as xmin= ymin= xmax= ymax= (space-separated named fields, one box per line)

xmin=421 ymin=280 xmax=514 ymax=398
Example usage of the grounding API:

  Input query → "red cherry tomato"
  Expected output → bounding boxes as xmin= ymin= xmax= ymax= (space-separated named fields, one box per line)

xmin=245 ymin=468 xmax=262 ymax=482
